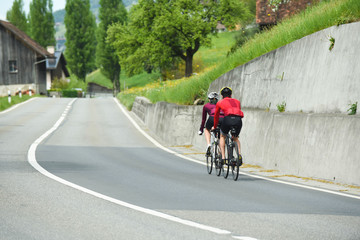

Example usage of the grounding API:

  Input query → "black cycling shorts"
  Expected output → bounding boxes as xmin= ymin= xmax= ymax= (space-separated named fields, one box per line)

xmin=205 ymin=116 xmax=223 ymax=130
xmin=220 ymin=115 xmax=242 ymax=137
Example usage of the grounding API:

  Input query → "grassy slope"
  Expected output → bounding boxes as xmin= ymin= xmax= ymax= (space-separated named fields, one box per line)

xmin=0 ymin=95 xmax=35 ymax=112
xmin=86 ymin=69 xmax=114 ymax=89
xmin=117 ymin=0 xmax=360 ymax=109
xmin=117 ymin=31 xmax=238 ymax=109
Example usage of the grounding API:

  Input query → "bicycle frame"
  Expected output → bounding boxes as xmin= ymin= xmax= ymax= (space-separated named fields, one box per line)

xmin=210 ymin=128 xmax=220 ymax=156
xmin=208 ymin=128 xmax=222 ymax=176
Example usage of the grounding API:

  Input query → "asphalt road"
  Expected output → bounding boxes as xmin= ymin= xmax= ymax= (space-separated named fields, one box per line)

xmin=1 ymin=97 xmax=359 ymax=240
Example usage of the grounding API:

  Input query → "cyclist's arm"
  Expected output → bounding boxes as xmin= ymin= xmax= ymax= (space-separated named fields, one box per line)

xmin=213 ymin=104 xmax=220 ymax=129
xmin=199 ymin=105 xmax=207 ymax=131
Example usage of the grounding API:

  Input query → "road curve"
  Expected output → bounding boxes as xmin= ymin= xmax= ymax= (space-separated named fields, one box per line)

xmin=1 ymin=97 xmax=359 ymax=240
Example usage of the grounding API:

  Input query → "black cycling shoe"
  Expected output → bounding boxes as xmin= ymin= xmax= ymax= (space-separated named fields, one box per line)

xmin=220 ymin=159 xmax=225 ymax=166
xmin=231 ymin=159 xmax=236 ymax=166
xmin=239 ymin=154 xmax=243 ymax=167
xmin=206 ymin=146 xmax=211 ymax=157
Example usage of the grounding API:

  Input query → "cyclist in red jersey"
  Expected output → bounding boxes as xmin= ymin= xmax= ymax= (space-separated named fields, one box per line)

xmin=212 ymin=87 xmax=244 ymax=166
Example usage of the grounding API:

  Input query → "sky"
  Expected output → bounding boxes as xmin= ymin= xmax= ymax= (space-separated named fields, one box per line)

xmin=0 ymin=0 xmax=66 ymax=20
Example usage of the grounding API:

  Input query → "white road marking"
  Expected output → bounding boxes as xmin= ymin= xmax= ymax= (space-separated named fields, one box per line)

xmin=113 ymin=98 xmax=202 ymax=164
xmin=27 ymin=97 xmax=358 ymax=240
xmin=114 ymin=98 xmax=360 ymax=201
xmin=28 ymin=98 xmax=232 ymax=236
xmin=232 ymin=236 xmax=258 ymax=240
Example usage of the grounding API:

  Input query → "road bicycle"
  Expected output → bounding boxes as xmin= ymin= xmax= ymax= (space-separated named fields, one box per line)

xmin=220 ymin=126 xmax=242 ymax=181
xmin=206 ymin=128 xmax=222 ymax=176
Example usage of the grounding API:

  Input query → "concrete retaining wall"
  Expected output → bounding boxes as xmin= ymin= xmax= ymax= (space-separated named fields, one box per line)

xmin=130 ymin=23 xmax=360 ymax=186
xmin=132 ymin=97 xmax=360 ymax=185
xmin=241 ymin=110 xmax=360 ymax=184
xmin=209 ymin=22 xmax=360 ymax=114
xmin=132 ymin=97 xmax=204 ymax=146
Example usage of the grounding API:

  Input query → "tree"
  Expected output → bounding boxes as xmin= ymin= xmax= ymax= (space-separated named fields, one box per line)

xmin=108 ymin=0 xmax=251 ymax=78
xmin=96 ymin=0 xmax=127 ymax=95
xmin=6 ymin=0 xmax=28 ymax=34
xmin=28 ymin=0 xmax=55 ymax=47
xmin=65 ymin=0 xmax=97 ymax=81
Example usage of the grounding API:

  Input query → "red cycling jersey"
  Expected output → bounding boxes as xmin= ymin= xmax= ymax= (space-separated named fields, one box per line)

xmin=214 ymin=97 xmax=244 ymax=128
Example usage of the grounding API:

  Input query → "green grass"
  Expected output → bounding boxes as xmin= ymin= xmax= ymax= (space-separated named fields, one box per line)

xmin=118 ymin=0 xmax=360 ymax=107
xmin=196 ymin=31 xmax=238 ymax=67
xmin=84 ymin=0 xmax=360 ymax=109
xmin=121 ymin=71 xmax=161 ymax=90
xmin=116 ymin=31 xmax=240 ymax=109
xmin=0 ymin=95 xmax=36 ymax=112
xmin=86 ymin=69 xmax=113 ymax=89
xmin=85 ymin=69 xmax=161 ymax=92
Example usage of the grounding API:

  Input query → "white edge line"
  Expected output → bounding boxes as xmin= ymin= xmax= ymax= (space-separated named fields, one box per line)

xmin=0 ymin=97 xmax=37 ymax=114
xmin=113 ymin=98 xmax=203 ymax=165
xmin=113 ymin=98 xmax=360 ymax=201
xmin=27 ymin=97 xmax=231 ymax=235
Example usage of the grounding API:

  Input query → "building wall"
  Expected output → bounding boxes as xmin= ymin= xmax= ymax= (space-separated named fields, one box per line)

xmin=0 ymin=25 xmax=47 ymax=96
xmin=37 ymin=63 xmax=47 ymax=95
xmin=0 ymin=25 xmax=37 ymax=86
xmin=256 ymin=0 xmax=316 ymax=26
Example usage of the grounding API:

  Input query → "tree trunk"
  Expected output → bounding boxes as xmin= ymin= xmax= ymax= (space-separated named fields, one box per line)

xmin=183 ymin=41 xmax=199 ymax=78
xmin=185 ymin=54 xmax=193 ymax=77
xmin=113 ymin=70 xmax=120 ymax=97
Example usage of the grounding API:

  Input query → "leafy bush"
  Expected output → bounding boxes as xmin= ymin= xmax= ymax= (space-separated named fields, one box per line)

xmin=62 ymin=90 xmax=79 ymax=98
xmin=348 ymin=102 xmax=357 ymax=115
xmin=51 ymin=77 xmax=70 ymax=90
xmin=277 ymin=102 xmax=286 ymax=112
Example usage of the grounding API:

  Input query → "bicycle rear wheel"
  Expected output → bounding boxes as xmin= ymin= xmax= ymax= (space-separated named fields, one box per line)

xmin=215 ymin=144 xmax=222 ymax=176
xmin=206 ymin=146 xmax=213 ymax=174
xmin=222 ymin=144 xmax=230 ymax=179
xmin=231 ymin=142 xmax=240 ymax=181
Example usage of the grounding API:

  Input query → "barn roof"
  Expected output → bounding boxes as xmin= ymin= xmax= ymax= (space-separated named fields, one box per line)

xmin=0 ymin=20 xmax=54 ymax=58
xmin=46 ymin=51 xmax=70 ymax=77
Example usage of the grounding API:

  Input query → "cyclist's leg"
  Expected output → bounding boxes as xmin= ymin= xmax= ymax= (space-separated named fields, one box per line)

xmin=219 ymin=116 xmax=231 ymax=164
xmin=205 ymin=116 xmax=214 ymax=155
xmin=204 ymin=128 xmax=211 ymax=145
xmin=233 ymin=136 xmax=241 ymax=154
xmin=219 ymin=133 xmax=226 ymax=163
xmin=232 ymin=117 xmax=243 ymax=162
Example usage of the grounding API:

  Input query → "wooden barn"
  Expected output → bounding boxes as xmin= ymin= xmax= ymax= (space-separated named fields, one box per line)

xmin=0 ymin=20 xmax=69 ymax=96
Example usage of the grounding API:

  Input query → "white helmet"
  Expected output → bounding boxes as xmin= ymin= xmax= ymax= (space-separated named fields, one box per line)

xmin=208 ymin=92 xmax=219 ymax=99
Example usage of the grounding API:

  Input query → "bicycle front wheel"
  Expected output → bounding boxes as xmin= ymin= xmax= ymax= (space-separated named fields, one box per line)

xmin=231 ymin=142 xmax=240 ymax=181
xmin=215 ymin=144 xmax=222 ymax=176
xmin=206 ymin=146 xmax=213 ymax=174
xmin=222 ymin=144 xmax=230 ymax=179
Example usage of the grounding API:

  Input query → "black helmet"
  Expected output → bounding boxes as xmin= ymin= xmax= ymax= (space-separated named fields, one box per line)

xmin=220 ymin=87 xmax=232 ymax=97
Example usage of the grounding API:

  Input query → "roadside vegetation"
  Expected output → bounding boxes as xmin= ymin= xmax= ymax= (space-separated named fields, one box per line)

xmin=0 ymin=95 xmax=35 ymax=112
xmin=114 ymin=0 xmax=360 ymax=109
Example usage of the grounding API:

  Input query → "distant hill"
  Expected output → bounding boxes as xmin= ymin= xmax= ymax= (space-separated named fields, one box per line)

xmin=54 ymin=0 xmax=137 ymax=51
xmin=54 ymin=0 xmax=137 ymax=24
